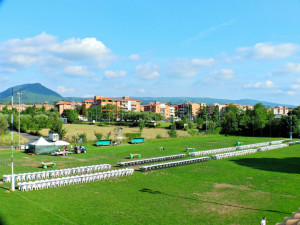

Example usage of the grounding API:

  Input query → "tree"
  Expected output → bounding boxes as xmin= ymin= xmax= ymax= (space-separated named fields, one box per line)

xmin=139 ymin=119 xmax=145 ymax=132
xmin=0 ymin=114 xmax=8 ymax=135
xmin=212 ymin=107 xmax=219 ymax=122
xmin=62 ymin=109 xmax=78 ymax=124
xmin=168 ymin=119 xmax=178 ymax=138
xmin=49 ymin=118 xmax=67 ymax=139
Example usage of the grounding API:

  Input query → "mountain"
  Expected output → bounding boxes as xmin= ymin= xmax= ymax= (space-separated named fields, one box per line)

xmin=0 ymin=83 xmax=63 ymax=104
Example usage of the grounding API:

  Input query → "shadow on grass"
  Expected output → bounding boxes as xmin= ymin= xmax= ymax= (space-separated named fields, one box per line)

xmin=139 ymin=188 xmax=290 ymax=215
xmin=231 ymin=157 xmax=300 ymax=174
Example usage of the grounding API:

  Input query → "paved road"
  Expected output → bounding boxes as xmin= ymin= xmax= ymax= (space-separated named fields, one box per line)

xmin=19 ymin=132 xmax=40 ymax=144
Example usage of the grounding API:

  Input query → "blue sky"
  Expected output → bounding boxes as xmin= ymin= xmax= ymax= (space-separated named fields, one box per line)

xmin=0 ymin=0 xmax=300 ymax=105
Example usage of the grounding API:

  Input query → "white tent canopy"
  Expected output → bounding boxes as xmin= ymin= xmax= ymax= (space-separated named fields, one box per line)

xmin=30 ymin=137 xmax=54 ymax=146
xmin=53 ymin=140 xmax=70 ymax=146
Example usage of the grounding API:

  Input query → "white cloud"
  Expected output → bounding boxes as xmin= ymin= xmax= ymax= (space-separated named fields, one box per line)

xmin=168 ymin=58 xmax=215 ymax=78
xmin=82 ymin=94 xmax=94 ymax=98
xmin=0 ymin=68 xmax=17 ymax=73
xmin=57 ymin=86 xmax=74 ymax=94
xmin=0 ymin=76 xmax=9 ymax=82
xmin=63 ymin=66 xmax=95 ymax=77
xmin=287 ymin=91 xmax=296 ymax=95
xmin=244 ymin=80 xmax=276 ymax=88
xmin=104 ymin=70 xmax=126 ymax=79
xmin=237 ymin=43 xmax=299 ymax=60
xmin=139 ymin=88 xmax=146 ymax=93
xmin=291 ymin=84 xmax=300 ymax=89
xmin=135 ymin=62 xmax=160 ymax=79
xmin=0 ymin=32 xmax=114 ymax=72
xmin=129 ymin=54 xmax=140 ymax=61
xmin=210 ymin=69 xmax=234 ymax=80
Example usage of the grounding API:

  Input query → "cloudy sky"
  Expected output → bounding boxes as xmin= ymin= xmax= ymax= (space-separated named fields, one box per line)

xmin=0 ymin=0 xmax=300 ymax=105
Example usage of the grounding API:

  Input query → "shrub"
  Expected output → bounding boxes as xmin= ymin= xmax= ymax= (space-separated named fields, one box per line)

xmin=156 ymin=134 xmax=162 ymax=139
xmin=168 ymin=123 xmax=178 ymax=138
xmin=105 ymin=131 xmax=112 ymax=139
xmin=94 ymin=132 xmax=103 ymax=140
xmin=78 ymin=132 xmax=87 ymax=143
xmin=125 ymin=132 xmax=142 ymax=141
xmin=188 ymin=129 xmax=198 ymax=136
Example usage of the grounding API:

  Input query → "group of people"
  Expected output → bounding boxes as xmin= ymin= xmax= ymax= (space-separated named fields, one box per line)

xmin=74 ymin=145 xmax=86 ymax=151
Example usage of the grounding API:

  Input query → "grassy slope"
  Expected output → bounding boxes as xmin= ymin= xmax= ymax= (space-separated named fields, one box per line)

xmin=0 ymin=135 xmax=299 ymax=225
xmin=0 ymin=132 xmax=28 ymax=146
xmin=41 ymin=124 xmax=188 ymax=141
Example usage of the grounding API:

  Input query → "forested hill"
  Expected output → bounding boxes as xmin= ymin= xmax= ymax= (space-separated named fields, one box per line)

xmin=0 ymin=83 xmax=62 ymax=104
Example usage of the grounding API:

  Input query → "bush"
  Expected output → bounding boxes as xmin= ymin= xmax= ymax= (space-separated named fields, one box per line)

xmin=78 ymin=132 xmax=87 ymax=143
xmin=105 ymin=131 xmax=112 ymax=139
xmin=168 ymin=123 xmax=178 ymax=138
xmin=125 ymin=132 xmax=142 ymax=141
xmin=94 ymin=132 xmax=103 ymax=140
xmin=188 ymin=129 xmax=198 ymax=136
xmin=156 ymin=134 xmax=162 ymax=139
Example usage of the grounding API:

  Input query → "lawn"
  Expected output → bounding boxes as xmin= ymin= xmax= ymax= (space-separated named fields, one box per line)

xmin=0 ymin=132 xmax=28 ymax=146
xmin=0 ymin=135 xmax=299 ymax=225
xmin=41 ymin=124 xmax=188 ymax=141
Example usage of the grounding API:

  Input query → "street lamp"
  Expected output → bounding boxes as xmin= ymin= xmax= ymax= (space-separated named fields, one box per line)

xmin=11 ymin=88 xmax=15 ymax=191
xmin=17 ymin=92 xmax=22 ymax=151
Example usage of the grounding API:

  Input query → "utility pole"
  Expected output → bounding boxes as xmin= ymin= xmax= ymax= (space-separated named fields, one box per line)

xmin=187 ymin=102 xmax=189 ymax=140
xmin=206 ymin=114 xmax=207 ymax=133
xmin=290 ymin=116 xmax=292 ymax=140
xmin=17 ymin=92 xmax=22 ymax=150
xmin=11 ymin=88 xmax=15 ymax=191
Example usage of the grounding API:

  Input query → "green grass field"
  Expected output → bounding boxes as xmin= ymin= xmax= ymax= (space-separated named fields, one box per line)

xmin=0 ymin=135 xmax=299 ymax=225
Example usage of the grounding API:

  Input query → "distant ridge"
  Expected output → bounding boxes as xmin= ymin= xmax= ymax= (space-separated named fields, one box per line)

xmin=0 ymin=83 xmax=296 ymax=107
xmin=134 ymin=97 xmax=296 ymax=108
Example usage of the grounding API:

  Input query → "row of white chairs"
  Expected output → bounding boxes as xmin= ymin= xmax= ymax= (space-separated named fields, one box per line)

xmin=236 ymin=142 xmax=269 ymax=150
xmin=17 ymin=168 xmax=134 ymax=191
xmin=118 ymin=154 xmax=186 ymax=167
xmin=287 ymin=140 xmax=300 ymax=145
xmin=189 ymin=147 xmax=236 ymax=157
xmin=269 ymin=140 xmax=286 ymax=145
xmin=212 ymin=149 xmax=257 ymax=160
xmin=139 ymin=157 xmax=211 ymax=172
xmin=3 ymin=164 xmax=111 ymax=183
xmin=258 ymin=143 xmax=289 ymax=151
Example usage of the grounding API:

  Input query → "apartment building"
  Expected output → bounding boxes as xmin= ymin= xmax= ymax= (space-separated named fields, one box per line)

xmin=115 ymin=96 xmax=141 ymax=112
xmin=175 ymin=102 xmax=206 ymax=118
xmin=207 ymin=103 xmax=227 ymax=117
xmin=144 ymin=101 xmax=172 ymax=119
xmin=82 ymin=96 xmax=141 ymax=113
xmin=273 ymin=106 xmax=289 ymax=115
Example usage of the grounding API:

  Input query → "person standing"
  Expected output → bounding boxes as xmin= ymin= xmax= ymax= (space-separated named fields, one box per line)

xmin=260 ymin=216 xmax=267 ymax=225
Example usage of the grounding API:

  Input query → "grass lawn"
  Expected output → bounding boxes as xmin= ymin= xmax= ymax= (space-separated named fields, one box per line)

xmin=0 ymin=134 xmax=299 ymax=225
xmin=41 ymin=124 xmax=188 ymax=141
xmin=0 ymin=132 xmax=28 ymax=146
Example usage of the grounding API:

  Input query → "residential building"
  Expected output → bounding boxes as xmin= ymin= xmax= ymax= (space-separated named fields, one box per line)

xmin=207 ymin=103 xmax=227 ymax=117
xmin=55 ymin=102 xmax=73 ymax=114
xmin=115 ymin=96 xmax=141 ymax=112
xmin=273 ymin=106 xmax=289 ymax=115
xmin=175 ymin=102 xmax=205 ymax=118
xmin=144 ymin=101 xmax=171 ymax=119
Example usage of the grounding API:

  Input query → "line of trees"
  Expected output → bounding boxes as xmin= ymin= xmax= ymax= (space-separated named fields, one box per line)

xmin=0 ymin=106 xmax=66 ymax=138
xmin=219 ymin=103 xmax=300 ymax=138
